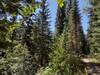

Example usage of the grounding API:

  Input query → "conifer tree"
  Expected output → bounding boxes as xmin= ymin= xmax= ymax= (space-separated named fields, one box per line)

xmin=16 ymin=0 xmax=51 ymax=74
xmin=88 ymin=0 xmax=100 ymax=55
xmin=55 ymin=1 xmax=66 ymax=35
xmin=38 ymin=0 xmax=51 ymax=66
xmin=64 ymin=0 xmax=85 ymax=54
xmin=61 ymin=1 xmax=86 ymax=74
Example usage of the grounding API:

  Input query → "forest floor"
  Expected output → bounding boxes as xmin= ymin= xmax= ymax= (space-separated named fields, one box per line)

xmin=82 ymin=58 xmax=100 ymax=75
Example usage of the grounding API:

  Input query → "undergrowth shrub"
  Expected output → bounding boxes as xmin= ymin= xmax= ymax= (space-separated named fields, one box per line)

xmin=36 ymin=35 xmax=87 ymax=75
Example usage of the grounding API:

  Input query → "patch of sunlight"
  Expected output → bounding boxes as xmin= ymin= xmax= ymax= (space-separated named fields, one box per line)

xmin=81 ymin=58 xmax=100 ymax=63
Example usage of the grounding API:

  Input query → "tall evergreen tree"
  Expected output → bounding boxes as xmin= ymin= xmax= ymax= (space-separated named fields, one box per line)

xmin=55 ymin=1 xmax=66 ymax=35
xmin=64 ymin=0 xmax=85 ymax=54
xmin=38 ymin=0 xmax=51 ymax=66
xmin=88 ymin=0 xmax=100 ymax=55
xmin=20 ymin=0 xmax=51 ymax=74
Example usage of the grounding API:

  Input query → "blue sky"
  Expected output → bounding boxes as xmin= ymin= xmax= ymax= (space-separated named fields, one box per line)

xmin=48 ymin=0 xmax=90 ymax=34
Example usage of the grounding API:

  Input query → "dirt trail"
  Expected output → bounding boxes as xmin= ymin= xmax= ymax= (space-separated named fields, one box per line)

xmin=82 ymin=59 xmax=100 ymax=75
xmin=86 ymin=63 xmax=100 ymax=75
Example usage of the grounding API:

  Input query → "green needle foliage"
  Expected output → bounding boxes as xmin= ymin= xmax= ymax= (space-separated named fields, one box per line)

xmin=0 ymin=0 xmax=96 ymax=75
xmin=88 ymin=0 xmax=100 ymax=59
xmin=0 ymin=0 xmax=41 ymax=74
xmin=37 ymin=0 xmax=51 ymax=66
xmin=19 ymin=0 xmax=51 ymax=74
xmin=55 ymin=1 xmax=66 ymax=35
xmin=36 ymin=0 xmax=86 ymax=75
xmin=64 ymin=0 xmax=85 ymax=55
xmin=36 ymin=35 xmax=65 ymax=75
